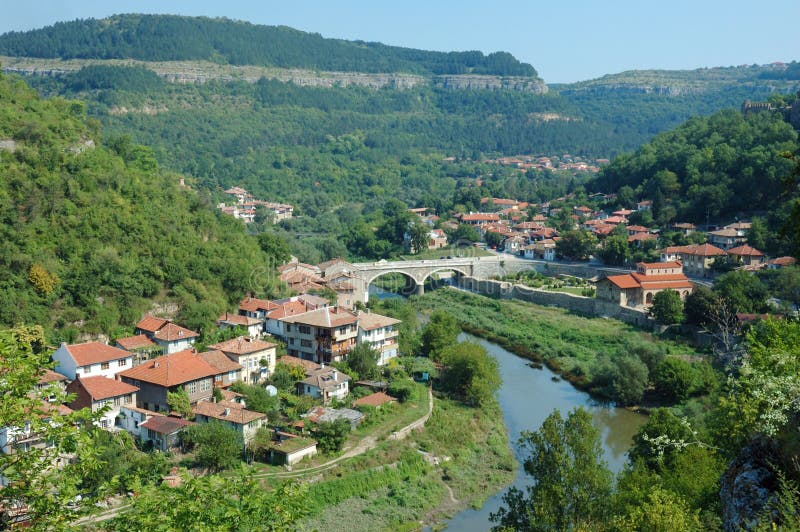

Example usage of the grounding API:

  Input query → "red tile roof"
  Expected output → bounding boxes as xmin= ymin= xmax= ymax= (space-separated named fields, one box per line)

xmin=209 ymin=336 xmax=276 ymax=356
xmin=727 ymin=244 xmax=764 ymax=257
xmin=605 ymin=274 xmax=640 ymax=289
xmin=72 ymin=376 xmax=139 ymax=401
xmin=461 ymin=213 xmax=501 ymax=222
xmin=627 ymin=233 xmax=656 ymax=243
xmin=117 ymin=349 xmax=219 ymax=387
xmin=199 ymin=350 xmax=243 ymax=373
xmin=136 ymin=316 xmax=169 ymax=334
xmin=769 ymin=256 xmax=797 ymax=267
xmin=239 ymin=297 xmax=279 ymax=313
xmin=152 ymin=322 xmax=199 ymax=342
xmin=217 ymin=313 xmax=263 ymax=327
xmin=140 ymin=415 xmax=194 ymax=434
xmin=38 ymin=368 xmax=67 ymax=385
xmin=626 ymin=225 xmax=651 ymax=233
xmin=116 ymin=334 xmax=156 ymax=351
xmin=280 ymin=306 xmax=358 ymax=328
xmin=353 ymin=392 xmax=396 ymax=407
xmin=682 ymin=243 xmax=727 ymax=257
xmin=192 ymin=401 xmax=266 ymax=425
xmin=278 ymin=355 xmax=321 ymax=373
xmin=64 ymin=342 xmax=132 ymax=366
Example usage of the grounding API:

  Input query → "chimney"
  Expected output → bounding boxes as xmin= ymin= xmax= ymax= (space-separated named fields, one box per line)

xmin=332 ymin=369 xmax=338 ymax=381
xmin=223 ymin=408 xmax=231 ymax=416
xmin=153 ymin=362 xmax=159 ymax=368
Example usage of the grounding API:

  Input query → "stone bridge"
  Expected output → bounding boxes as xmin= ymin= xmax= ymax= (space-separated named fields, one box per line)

xmin=351 ymin=256 xmax=537 ymax=302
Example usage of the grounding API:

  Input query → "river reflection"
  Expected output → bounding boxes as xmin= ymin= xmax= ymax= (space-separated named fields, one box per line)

xmin=442 ymin=333 xmax=647 ymax=531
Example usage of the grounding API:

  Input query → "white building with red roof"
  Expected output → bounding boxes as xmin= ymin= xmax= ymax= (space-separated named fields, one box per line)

xmin=52 ymin=341 xmax=134 ymax=381
xmin=209 ymin=336 xmax=277 ymax=384
xmin=135 ymin=316 xmax=199 ymax=354
xmin=66 ymin=376 xmax=139 ymax=429
xmin=596 ymin=261 xmax=694 ymax=308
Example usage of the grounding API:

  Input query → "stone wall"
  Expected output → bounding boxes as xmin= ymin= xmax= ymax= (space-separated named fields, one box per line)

xmin=458 ymin=276 xmax=654 ymax=329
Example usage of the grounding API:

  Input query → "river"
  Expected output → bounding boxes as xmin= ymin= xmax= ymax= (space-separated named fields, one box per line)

xmin=443 ymin=332 xmax=647 ymax=531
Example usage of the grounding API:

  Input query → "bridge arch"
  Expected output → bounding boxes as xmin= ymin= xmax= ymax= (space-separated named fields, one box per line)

xmin=364 ymin=270 xmax=420 ymax=301
xmin=420 ymin=266 xmax=471 ymax=288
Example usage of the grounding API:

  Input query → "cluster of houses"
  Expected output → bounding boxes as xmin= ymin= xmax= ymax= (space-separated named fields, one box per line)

xmin=2 ymin=292 xmax=402 ymax=466
xmin=451 ymin=153 xmax=607 ymax=174
xmin=217 ymin=186 xmax=293 ymax=224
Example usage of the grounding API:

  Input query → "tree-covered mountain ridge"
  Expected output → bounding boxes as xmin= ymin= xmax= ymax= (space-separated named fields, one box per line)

xmin=0 ymin=55 xmax=548 ymax=93
xmin=0 ymin=71 xmax=273 ymax=340
xmin=0 ymin=14 xmax=540 ymax=80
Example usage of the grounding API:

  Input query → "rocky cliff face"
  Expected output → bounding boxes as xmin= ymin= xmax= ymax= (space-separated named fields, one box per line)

xmin=719 ymin=439 xmax=780 ymax=531
xmin=0 ymin=56 xmax=547 ymax=93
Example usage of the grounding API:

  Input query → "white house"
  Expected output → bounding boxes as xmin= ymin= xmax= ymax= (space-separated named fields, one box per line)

xmin=135 ymin=316 xmax=199 ymax=355
xmin=208 ymin=336 xmax=277 ymax=384
xmin=52 ymin=342 xmax=134 ymax=381
xmin=192 ymin=400 xmax=267 ymax=445
xmin=66 ymin=376 xmax=139 ymax=430
xmin=357 ymin=312 xmax=401 ymax=365
xmin=217 ymin=312 xmax=264 ymax=338
xmin=298 ymin=366 xmax=350 ymax=404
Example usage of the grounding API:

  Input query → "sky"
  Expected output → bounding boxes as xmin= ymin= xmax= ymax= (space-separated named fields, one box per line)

xmin=1 ymin=0 xmax=798 ymax=83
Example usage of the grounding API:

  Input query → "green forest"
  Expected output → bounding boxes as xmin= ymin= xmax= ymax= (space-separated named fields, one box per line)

xmin=0 ymin=72 xmax=280 ymax=340
xmin=0 ymin=14 xmax=538 ymax=76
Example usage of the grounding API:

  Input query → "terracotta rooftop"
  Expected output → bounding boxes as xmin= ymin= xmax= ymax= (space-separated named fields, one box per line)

xmin=116 ymin=334 xmax=156 ymax=351
xmin=140 ymin=415 xmax=194 ymax=434
xmin=626 ymin=225 xmax=651 ymax=233
xmin=727 ymin=244 xmax=764 ymax=257
xmin=605 ymin=274 xmax=640 ymax=290
xmin=71 ymin=376 xmax=139 ymax=401
xmin=267 ymin=300 xmax=310 ymax=320
xmin=62 ymin=341 xmax=132 ymax=367
xmin=198 ymin=350 xmax=243 ymax=374
xmin=278 ymin=355 xmax=321 ymax=373
xmin=280 ymin=306 xmax=358 ymax=328
xmin=136 ymin=316 xmax=169 ymax=334
xmin=238 ymin=296 xmax=279 ymax=313
xmin=301 ymin=367 xmax=351 ymax=390
xmin=353 ymin=392 xmax=397 ymax=407
xmin=37 ymin=368 xmax=67 ymax=385
xmin=217 ymin=313 xmax=263 ymax=326
xmin=638 ymin=261 xmax=683 ymax=270
xmin=117 ymin=349 xmax=219 ymax=387
xmin=357 ymin=312 xmax=401 ymax=331
xmin=192 ymin=401 xmax=266 ymax=425
xmin=461 ymin=213 xmax=501 ymax=222
xmin=209 ymin=336 xmax=276 ymax=356
xmin=682 ymin=243 xmax=727 ymax=256
xmin=152 ymin=322 xmax=199 ymax=342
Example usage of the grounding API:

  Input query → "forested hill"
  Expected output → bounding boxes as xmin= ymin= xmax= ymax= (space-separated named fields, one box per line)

xmin=0 ymin=14 xmax=538 ymax=77
xmin=0 ymin=72 xmax=274 ymax=341
xmin=590 ymin=106 xmax=800 ymax=253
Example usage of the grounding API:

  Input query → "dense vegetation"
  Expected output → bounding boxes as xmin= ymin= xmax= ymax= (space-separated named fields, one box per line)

xmin=0 ymin=72 xmax=276 ymax=340
xmin=591 ymin=108 xmax=799 ymax=252
xmin=0 ymin=14 xmax=538 ymax=77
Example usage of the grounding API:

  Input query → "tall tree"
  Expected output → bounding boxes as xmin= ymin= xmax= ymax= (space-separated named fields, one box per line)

xmin=420 ymin=310 xmax=460 ymax=359
xmin=650 ymin=289 xmax=684 ymax=325
xmin=491 ymin=408 xmax=612 ymax=531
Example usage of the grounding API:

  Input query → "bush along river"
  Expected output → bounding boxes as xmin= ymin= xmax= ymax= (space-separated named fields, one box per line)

xmin=442 ymin=332 xmax=647 ymax=531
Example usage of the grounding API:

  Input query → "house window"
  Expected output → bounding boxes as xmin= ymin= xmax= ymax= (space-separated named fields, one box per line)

xmin=301 ymin=339 xmax=312 ymax=348
xmin=114 ymin=397 xmax=121 ymax=406
xmin=83 ymin=365 xmax=91 ymax=374
xmin=200 ymin=379 xmax=211 ymax=392
xmin=187 ymin=381 xmax=197 ymax=394
xmin=288 ymin=338 xmax=295 ymax=345
xmin=228 ymin=371 xmax=238 ymax=381
xmin=101 ymin=362 xmax=110 ymax=370
xmin=299 ymin=325 xmax=311 ymax=334
xmin=100 ymin=419 xmax=109 ymax=429
xmin=285 ymin=325 xmax=291 ymax=332
xmin=125 ymin=395 xmax=132 ymax=404
xmin=118 ymin=359 xmax=128 ymax=367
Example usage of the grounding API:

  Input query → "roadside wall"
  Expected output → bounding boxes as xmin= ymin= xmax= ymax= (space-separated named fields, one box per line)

xmin=458 ymin=276 xmax=654 ymax=330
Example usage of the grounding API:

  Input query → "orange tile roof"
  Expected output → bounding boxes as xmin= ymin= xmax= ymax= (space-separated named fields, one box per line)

xmin=37 ymin=368 xmax=67 ymax=385
xmin=280 ymin=306 xmax=358 ymax=328
xmin=217 ymin=313 xmax=263 ymax=326
xmin=605 ymin=274 xmax=640 ymax=289
xmin=639 ymin=261 xmax=682 ymax=269
xmin=73 ymin=376 xmax=139 ymax=401
xmin=153 ymin=322 xmax=199 ymax=342
xmin=192 ymin=401 xmax=266 ymax=425
xmin=357 ymin=312 xmax=401 ymax=331
xmin=116 ymin=334 xmax=156 ymax=351
xmin=626 ymin=225 xmax=651 ymax=232
xmin=64 ymin=342 xmax=132 ymax=366
xmin=727 ymin=244 xmax=764 ymax=257
xmin=209 ymin=336 xmax=276 ymax=356
xmin=628 ymin=233 xmax=656 ymax=242
xmin=353 ymin=392 xmax=397 ymax=407
xmin=239 ymin=297 xmax=279 ymax=313
xmin=140 ymin=415 xmax=194 ymax=434
xmin=461 ymin=213 xmax=501 ymax=222
xmin=631 ymin=273 xmax=690 ymax=283
xmin=267 ymin=300 xmax=309 ymax=320
xmin=637 ymin=281 xmax=694 ymax=290
xmin=136 ymin=316 xmax=169 ymax=334
xmin=769 ymin=256 xmax=797 ymax=267
xmin=117 ymin=349 xmax=219 ymax=387
xmin=278 ymin=355 xmax=321 ymax=372
xmin=199 ymin=350 xmax=243 ymax=373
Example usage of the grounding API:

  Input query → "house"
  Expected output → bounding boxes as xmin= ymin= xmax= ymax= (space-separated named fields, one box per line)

xmin=674 ymin=243 xmax=727 ymax=277
xmin=596 ymin=261 xmax=694 ymax=308
xmin=217 ymin=312 xmax=264 ymax=338
xmin=192 ymin=400 xmax=267 ymax=445
xmin=427 ymin=229 xmax=448 ymax=250
xmin=671 ymin=222 xmax=696 ymax=236
xmin=708 ymin=228 xmax=744 ymax=250
xmin=304 ymin=405 xmax=364 ymax=428
xmin=459 ymin=213 xmax=501 ymax=225
xmin=627 ymin=233 xmax=657 ymax=247
xmin=116 ymin=405 xmax=158 ymax=439
xmin=265 ymin=298 xmax=314 ymax=339
xmin=238 ymin=296 xmax=279 ymax=323
xmin=52 ymin=341 xmax=134 ymax=381
xmin=0 ymin=402 xmax=73 ymax=455
xmin=357 ymin=311 xmax=401 ymax=365
xmin=767 ymin=256 xmax=797 ymax=270
xmin=198 ymin=350 xmax=243 ymax=388
xmin=135 ymin=316 xmax=198 ymax=354
xmin=353 ymin=392 xmax=397 ymax=409
xmin=139 ymin=415 xmax=194 ymax=452
xmin=115 ymin=334 xmax=160 ymax=365
xmin=66 ymin=376 xmax=139 ymax=430
xmin=727 ymin=244 xmax=765 ymax=268
xmin=281 ymin=306 xmax=359 ymax=364
xmin=263 ymin=431 xmax=318 ymax=466
xmin=326 ymin=273 xmax=362 ymax=309
xmin=209 ymin=336 xmax=277 ymax=384
xmin=503 ymin=235 xmax=527 ymax=254
xmin=35 ymin=369 xmax=68 ymax=402
xmin=298 ymin=366 xmax=351 ymax=403
xmin=117 ymin=349 xmax=219 ymax=413
xmin=636 ymin=200 xmax=652 ymax=211
xmin=318 ymin=258 xmax=356 ymax=280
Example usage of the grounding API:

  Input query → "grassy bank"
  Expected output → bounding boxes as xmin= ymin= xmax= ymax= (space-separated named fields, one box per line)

xmin=298 ymin=394 xmax=514 ymax=531
xmin=412 ymin=288 xmax=701 ymax=393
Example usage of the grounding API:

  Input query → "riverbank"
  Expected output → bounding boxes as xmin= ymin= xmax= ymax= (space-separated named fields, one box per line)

xmin=413 ymin=288 xmax=702 ymax=402
xmin=297 ymin=393 xmax=515 ymax=531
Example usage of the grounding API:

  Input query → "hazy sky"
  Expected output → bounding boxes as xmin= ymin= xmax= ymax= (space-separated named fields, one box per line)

xmin=2 ymin=0 xmax=798 ymax=83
